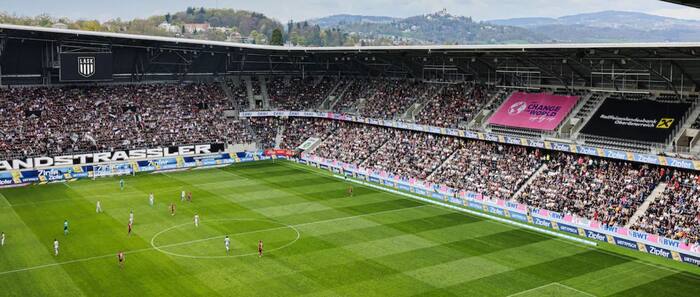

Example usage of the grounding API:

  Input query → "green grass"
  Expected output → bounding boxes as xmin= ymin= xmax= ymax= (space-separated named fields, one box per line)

xmin=0 ymin=160 xmax=699 ymax=296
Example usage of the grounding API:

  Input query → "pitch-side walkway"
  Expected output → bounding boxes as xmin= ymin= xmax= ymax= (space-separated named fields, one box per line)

xmin=511 ymin=164 xmax=547 ymax=200
xmin=625 ymin=182 xmax=667 ymax=229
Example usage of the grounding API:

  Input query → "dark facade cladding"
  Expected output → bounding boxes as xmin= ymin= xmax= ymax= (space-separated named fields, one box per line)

xmin=0 ymin=24 xmax=700 ymax=92
xmin=580 ymin=99 xmax=691 ymax=143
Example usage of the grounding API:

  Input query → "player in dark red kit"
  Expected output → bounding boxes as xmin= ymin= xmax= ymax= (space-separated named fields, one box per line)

xmin=187 ymin=192 xmax=192 ymax=202
xmin=170 ymin=202 xmax=176 ymax=216
xmin=128 ymin=222 xmax=132 ymax=236
xmin=117 ymin=251 xmax=125 ymax=268
xmin=258 ymin=240 xmax=263 ymax=257
xmin=347 ymin=186 xmax=353 ymax=197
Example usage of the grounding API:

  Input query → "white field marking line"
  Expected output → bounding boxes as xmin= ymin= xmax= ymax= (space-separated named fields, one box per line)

xmin=324 ymin=172 xmax=700 ymax=281
xmin=506 ymin=282 xmax=596 ymax=297
xmin=0 ymin=178 xmax=259 ymax=209
xmin=0 ymin=203 xmax=428 ymax=276
xmin=505 ymin=283 xmax=557 ymax=297
xmin=331 ymin=174 xmax=597 ymax=246
xmin=555 ymin=283 xmax=598 ymax=297
xmin=0 ymin=192 xmax=12 ymax=208
xmin=150 ymin=218 xmax=301 ymax=259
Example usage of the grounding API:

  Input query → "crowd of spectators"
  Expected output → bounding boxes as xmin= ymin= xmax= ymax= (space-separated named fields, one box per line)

xmin=2 ymin=79 xmax=698 ymax=245
xmin=279 ymin=118 xmax=335 ymax=150
xmin=313 ymin=122 xmax=392 ymax=164
xmin=332 ymin=78 xmax=380 ymax=113
xmin=360 ymin=79 xmax=435 ymax=119
xmin=363 ymin=130 xmax=461 ymax=180
xmin=517 ymin=154 xmax=661 ymax=228
xmin=632 ymin=170 xmax=700 ymax=244
xmin=267 ymin=76 xmax=337 ymax=110
xmin=0 ymin=83 xmax=252 ymax=160
xmin=428 ymin=142 xmax=543 ymax=200
xmin=415 ymin=83 xmax=490 ymax=128
xmin=248 ymin=117 xmax=281 ymax=149
xmin=225 ymin=80 xmax=249 ymax=110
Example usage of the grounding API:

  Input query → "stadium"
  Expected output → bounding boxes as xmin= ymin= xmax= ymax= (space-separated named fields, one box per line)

xmin=1 ymin=1 xmax=700 ymax=296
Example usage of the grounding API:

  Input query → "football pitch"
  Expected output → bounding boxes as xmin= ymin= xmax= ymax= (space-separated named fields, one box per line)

xmin=1 ymin=160 xmax=699 ymax=296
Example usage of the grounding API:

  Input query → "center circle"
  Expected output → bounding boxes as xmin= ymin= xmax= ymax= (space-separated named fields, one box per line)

xmin=150 ymin=218 xmax=300 ymax=259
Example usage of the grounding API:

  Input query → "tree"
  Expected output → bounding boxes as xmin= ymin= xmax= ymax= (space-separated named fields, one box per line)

xmin=270 ymin=28 xmax=284 ymax=45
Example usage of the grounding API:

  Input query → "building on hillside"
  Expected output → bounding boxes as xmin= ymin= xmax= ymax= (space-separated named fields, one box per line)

xmin=212 ymin=27 xmax=233 ymax=33
xmin=51 ymin=23 xmax=68 ymax=29
xmin=183 ymin=23 xmax=210 ymax=34
xmin=226 ymin=31 xmax=250 ymax=43
xmin=158 ymin=22 xmax=180 ymax=33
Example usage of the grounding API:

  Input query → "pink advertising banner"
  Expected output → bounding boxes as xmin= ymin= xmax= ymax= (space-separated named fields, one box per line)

xmin=488 ymin=92 xmax=579 ymax=131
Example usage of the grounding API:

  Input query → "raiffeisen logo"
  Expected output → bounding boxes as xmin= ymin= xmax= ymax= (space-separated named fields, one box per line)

xmin=508 ymin=101 xmax=528 ymax=115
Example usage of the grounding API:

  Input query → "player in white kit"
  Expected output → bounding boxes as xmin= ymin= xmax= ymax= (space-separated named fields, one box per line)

xmin=149 ymin=193 xmax=154 ymax=206
xmin=96 ymin=200 xmax=102 ymax=213
xmin=53 ymin=239 xmax=59 ymax=256
xmin=194 ymin=214 xmax=200 ymax=227
xmin=129 ymin=210 xmax=134 ymax=225
xmin=1 ymin=232 xmax=5 ymax=246
xmin=181 ymin=190 xmax=186 ymax=202
xmin=224 ymin=236 xmax=230 ymax=253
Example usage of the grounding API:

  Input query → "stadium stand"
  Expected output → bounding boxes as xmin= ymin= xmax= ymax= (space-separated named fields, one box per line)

xmin=632 ymin=169 xmax=700 ymax=244
xmin=516 ymin=153 xmax=661 ymax=228
xmin=1 ymin=76 xmax=699 ymax=251
xmin=415 ymin=83 xmax=490 ymax=128
xmin=248 ymin=117 xmax=280 ymax=149
xmin=0 ymin=83 xmax=252 ymax=160
xmin=362 ymin=129 xmax=461 ymax=180
xmin=359 ymin=79 xmax=434 ymax=119
xmin=267 ymin=76 xmax=337 ymax=110
xmin=313 ymin=122 xmax=392 ymax=164
xmin=279 ymin=118 xmax=335 ymax=150
xmin=427 ymin=141 xmax=544 ymax=200
xmin=224 ymin=79 xmax=251 ymax=110
xmin=331 ymin=78 xmax=380 ymax=113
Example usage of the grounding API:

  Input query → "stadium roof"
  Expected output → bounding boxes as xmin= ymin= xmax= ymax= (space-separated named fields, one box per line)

xmin=2 ymin=23 xmax=700 ymax=52
xmin=2 ymin=23 xmax=700 ymax=93
xmin=662 ymin=0 xmax=700 ymax=9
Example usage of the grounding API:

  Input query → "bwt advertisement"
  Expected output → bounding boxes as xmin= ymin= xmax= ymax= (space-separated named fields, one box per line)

xmin=487 ymin=92 xmax=579 ymax=131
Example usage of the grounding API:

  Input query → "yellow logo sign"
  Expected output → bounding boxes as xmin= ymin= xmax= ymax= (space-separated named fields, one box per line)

xmin=656 ymin=118 xmax=674 ymax=129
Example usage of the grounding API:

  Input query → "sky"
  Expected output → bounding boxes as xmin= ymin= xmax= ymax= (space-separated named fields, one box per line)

xmin=1 ymin=0 xmax=699 ymax=22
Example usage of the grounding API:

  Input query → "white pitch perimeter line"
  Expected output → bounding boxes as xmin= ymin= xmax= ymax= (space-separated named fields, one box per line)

xmin=506 ymin=282 xmax=596 ymax=297
xmin=0 ymin=204 xmax=428 ymax=276
xmin=0 ymin=192 xmax=12 ymax=208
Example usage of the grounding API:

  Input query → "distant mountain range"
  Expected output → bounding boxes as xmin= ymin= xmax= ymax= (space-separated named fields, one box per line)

xmin=310 ymin=10 xmax=700 ymax=44
xmin=310 ymin=9 xmax=545 ymax=45
xmin=488 ymin=10 xmax=700 ymax=42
